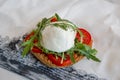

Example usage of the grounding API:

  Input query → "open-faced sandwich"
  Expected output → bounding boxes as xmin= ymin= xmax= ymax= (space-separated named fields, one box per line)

xmin=22 ymin=13 xmax=100 ymax=68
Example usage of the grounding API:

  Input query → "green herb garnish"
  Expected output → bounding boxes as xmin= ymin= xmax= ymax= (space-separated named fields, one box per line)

xmin=22 ymin=18 xmax=48 ymax=57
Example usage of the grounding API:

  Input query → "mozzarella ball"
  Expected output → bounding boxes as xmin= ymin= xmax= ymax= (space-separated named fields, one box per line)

xmin=40 ymin=25 xmax=76 ymax=52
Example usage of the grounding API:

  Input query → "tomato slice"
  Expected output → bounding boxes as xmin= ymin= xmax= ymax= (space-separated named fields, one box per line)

xmin=47 ymin=54 xmax=72 ymax=66
xmin=50 ymin=17 xmax=57 ymax=22
xmin=76 ymin=28 xmax=91 ymax=45
xmin=24 ymin=31 xmax=34 ymax=41
xmin=31 ymin=46 xmax=42 ymax=53
xmin=24 ymin=31 xmax=38 ymax=43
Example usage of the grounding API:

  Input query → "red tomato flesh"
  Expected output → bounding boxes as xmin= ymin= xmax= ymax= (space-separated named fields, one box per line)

xmin=76 ymin=28 xmax=91 ymax=45
xmin=24 ymin=31 xmax=38 ymax=43
xmin=31 ymin=46 xmax=42 ymax=53
xmin=24 ymin=31 xmax=34 ymax=42
xmin=47 ymin=54 xmax=72 ymax=66
xmin=50 ymin=17 xmax=57 ymax=22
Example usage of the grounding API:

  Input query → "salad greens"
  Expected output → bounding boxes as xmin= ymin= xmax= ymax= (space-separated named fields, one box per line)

xmin=22 ymin=13 xmax=100 ymax=63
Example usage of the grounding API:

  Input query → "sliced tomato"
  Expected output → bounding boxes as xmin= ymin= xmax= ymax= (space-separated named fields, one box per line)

xmin=24 ymin=31 xmax=38 ymax=43
xmin=24 ymin=31 xmax=34 ymax=41
xmin=33 ymin=39 xmax=38 ymax=43
xmin=76 ymin=28 xmax=91 ymax=45
xmin=50 ymin=17 xmax=57 ymax=22
xmin=47 ymin=54 xmax=72 ymax=66
xmin=31 ymin=46 xmax=42 ymax=53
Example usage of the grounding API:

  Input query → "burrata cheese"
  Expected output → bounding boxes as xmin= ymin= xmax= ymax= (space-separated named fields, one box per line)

xmin=40 ymin=24 xmax=76 ymax=52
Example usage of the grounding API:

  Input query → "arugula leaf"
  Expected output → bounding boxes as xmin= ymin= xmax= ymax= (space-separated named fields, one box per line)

xmin=51 ymin=21 xmax=77 ymax=31
xmin=69 ymin=51 xmax=75 ymax=63
xmin=61 ymin=19 xmax=77 ymax=30
xmin=90 ymin=49 xmax=97 ymax=55
xmin=73 ymin=43 xmax=101 ymax=62
xmin=22 ymin=42 xmax=33 ymax=57
xmin=21 ymin=40 xmax=31 ymax=46
xmin=88 ymin=54 xmax=101 ymax=62
xmin=52 ymin=23 xmax=68 ymax=30
xmin=55 ymin=13 xmax=61 ymax=21
xmin=22 ymin=18 xmax=49 ymax=57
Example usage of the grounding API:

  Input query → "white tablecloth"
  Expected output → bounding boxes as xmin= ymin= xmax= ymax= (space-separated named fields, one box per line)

xmin=0 ymin=0 xmax=120 ymax=80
